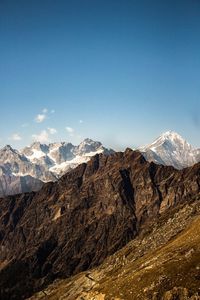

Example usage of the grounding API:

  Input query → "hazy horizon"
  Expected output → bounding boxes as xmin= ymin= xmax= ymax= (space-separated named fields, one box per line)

xmin=1 ymin=130 xmax=200 ymax=154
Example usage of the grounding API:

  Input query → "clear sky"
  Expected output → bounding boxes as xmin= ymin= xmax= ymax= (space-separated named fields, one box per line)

xmin=1 ymin=0 xmax=200 ymax=150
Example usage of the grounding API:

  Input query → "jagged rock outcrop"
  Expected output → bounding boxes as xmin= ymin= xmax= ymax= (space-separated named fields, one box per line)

xmin=0 ymin=149 xmax=200 ymax=299
xmin=29 ymin=197 xmax=200 ymax=300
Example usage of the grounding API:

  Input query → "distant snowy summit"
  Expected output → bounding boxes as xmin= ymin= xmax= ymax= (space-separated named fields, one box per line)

xmin=0 ymin=132 xmax=199 ymax=197
xmin=139 ymin=130 xmax=200 ymax=169
xmin=21 ymin=138 xmax=113 ymax=177
xmin=0 ymin=138 xmax=114 ymax=196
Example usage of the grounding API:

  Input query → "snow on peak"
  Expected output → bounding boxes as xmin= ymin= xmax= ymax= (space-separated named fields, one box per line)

xmin=159 ymin=131 xmax=190 ymax=144
xmin=79 ymin=138 xmax=102 ymax=147
xmin=18 ymin=138 xmax=113 ymax=177
xmin=82 ymin=138 xmax=95 ymax=144
xmin=140 ymin=131 xmax=197 ymax=169
xmin=30 ymin=142 xmax=49 ymax=153
xmin=76 ymin=138 xmax=103 ymax=155
xmin=143 ymin=131 xmax=193 ymax=152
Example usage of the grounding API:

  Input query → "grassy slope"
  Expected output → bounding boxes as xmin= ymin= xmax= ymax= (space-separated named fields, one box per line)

xmin=29 ymin=199 xmax=200 ymax=300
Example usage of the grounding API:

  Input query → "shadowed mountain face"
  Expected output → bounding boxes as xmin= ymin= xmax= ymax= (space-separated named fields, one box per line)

xmin=0 ymin=150 xmax=200 ymax=299
xmin=29 ymin=197 xmax=200 ymax=300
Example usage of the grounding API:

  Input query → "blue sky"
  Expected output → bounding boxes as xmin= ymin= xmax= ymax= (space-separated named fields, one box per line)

xmin=1 ymin=0 xmax=200 ymax=150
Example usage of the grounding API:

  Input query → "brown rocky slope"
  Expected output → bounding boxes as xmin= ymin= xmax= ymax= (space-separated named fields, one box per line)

xmin=0 ymin=149 xmax=200 ymax=299
xmin=29 ymin=195 xmax=200 ymax=300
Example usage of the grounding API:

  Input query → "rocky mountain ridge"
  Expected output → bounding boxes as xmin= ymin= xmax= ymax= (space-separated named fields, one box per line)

xmin=1 ymin=131 xmax=200 ymax=197
xmin=0 ymin=139 xmax=113 ymax=196
xmin=0 ymin=149 xmax=199 ymax=299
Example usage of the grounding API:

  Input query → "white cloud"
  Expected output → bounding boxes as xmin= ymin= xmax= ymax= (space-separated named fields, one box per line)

xmin=32 ymin=127 xmax=57 ymax=143
xmin=66 ymin=126 xmax=75 ymax=137
xmin=66 ymin=126 xmax=74 ymax=133
xmin=32 ymin=130 xmax=49 ymax=143
xmin=48 ymin=127 xmax=57 ymax=135
xmin=35 ymin=113 xmax=46 ymax=123
xmin=79 ymin=119 xmax=83 ymax=124
xmin=42 ymin=108 xmax=48 ymax=113
xmin=34 ymin=108 xmax=55 ymax=123
xmin=10 ymin=133 xmax=22 ymax=141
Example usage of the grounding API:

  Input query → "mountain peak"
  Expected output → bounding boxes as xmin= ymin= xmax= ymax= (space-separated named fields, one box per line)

xmin=75 ymin=138 xmax=103 ymax=156
xmin=1 ymin=145 xmax=21 ymax=156
xmin=2 ymin=144 xmax=15 ymax=151
xmin=161 ymin=130 xmax=179 ymax=137
xmin=140 ymin=130 xmax=196 ymax=169
xmin=159 ymin=130 xmax=186 ymax=141
xmin=29 ymin=142 xmax=49 ymax=154
xmin=148 ymin=130 xmax=192 ymax=150
xmin=30 ymin=141 xmax=47 ymax=148
xmin=81 ymin=138 xmax=99 ymax=145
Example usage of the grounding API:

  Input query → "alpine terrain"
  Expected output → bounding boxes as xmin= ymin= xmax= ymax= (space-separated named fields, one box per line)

xmin=2 ymin=1 xmax=200 ymax=299
xmin=140 ymin=130 xmax=200 ymax=169
xmin=1 ymin=131 xmax=200 ymax=197
xmin=0 ymin=149 xmax=199 ymax=299
xmin=0 ymin=139 xmax=114 ymax=197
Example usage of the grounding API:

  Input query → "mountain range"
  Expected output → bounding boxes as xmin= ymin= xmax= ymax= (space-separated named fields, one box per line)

xmin=0 ymin=148 xmax=199 ymax=299
xmin=0 ymin=131 xmax=199 ymax=197
xmin=0 ymin=139 xmax=114 ymax=197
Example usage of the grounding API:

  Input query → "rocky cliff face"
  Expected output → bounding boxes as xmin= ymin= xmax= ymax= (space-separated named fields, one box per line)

xmin=0 ymin=150 xmax=199 ymax=299
xmin=30 ymin=197 xmax=200 ymax=300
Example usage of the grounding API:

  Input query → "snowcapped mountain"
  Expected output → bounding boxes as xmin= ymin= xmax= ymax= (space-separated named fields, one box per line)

xmin=21 ymin=138 xmax=113 ymax=176
xmin=0 ymin=144 xmax=56 ymax=181
xmin=0 ymin=139 xmax=114 ymax=196
xmin=140 ymin=130 xmax=200 ymax=169
xmin=1 ymin=132 xmax=199 ymax=197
